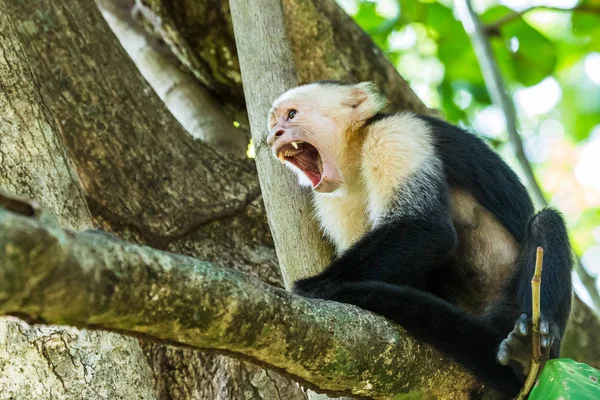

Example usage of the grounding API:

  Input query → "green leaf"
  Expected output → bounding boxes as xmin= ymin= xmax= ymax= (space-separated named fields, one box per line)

xmin=439 ymin=79 xmax=467 ymax=123
xmin=572 ymin=12 xmax=600 ymax=51
xmin=353 ymin=2 xmax=399 ymax=47
xmin=483 ymin=6 xmax=557 ymax=86
xmin=528 ymin=359 xmax=600 ymax=399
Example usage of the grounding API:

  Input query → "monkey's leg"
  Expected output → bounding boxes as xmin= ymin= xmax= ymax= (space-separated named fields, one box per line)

xmin=326 ymin=281 xmax=522 ymax=397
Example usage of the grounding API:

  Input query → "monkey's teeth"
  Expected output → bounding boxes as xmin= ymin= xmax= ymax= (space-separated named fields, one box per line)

xmin=291 ymin=141 xmax=298 ymax=149
xmin=277 ymin=152 xmax=285 ymax=164
xmin=284 ymin=149 xmax=301 ymax=157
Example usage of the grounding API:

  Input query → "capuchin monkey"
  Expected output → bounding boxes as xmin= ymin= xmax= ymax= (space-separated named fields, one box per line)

xmin=266 ymin=81 xmax=573 ymax=397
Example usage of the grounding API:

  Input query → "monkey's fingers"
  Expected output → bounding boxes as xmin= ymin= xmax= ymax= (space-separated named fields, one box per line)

xmin=497 ymin=330 xmax=530 ymax=369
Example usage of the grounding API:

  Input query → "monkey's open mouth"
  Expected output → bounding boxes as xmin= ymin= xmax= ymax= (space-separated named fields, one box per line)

xmin=276 ymin=142 xmax=323 ymax=187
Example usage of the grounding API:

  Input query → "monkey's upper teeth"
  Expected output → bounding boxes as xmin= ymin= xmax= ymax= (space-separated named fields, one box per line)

xmin=284 ymin=149 xmax=301 ymax=157
xmin=291 ymin=141 xmax=299 ymax=149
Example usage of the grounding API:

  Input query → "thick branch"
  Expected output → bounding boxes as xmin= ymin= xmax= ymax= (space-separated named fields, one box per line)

xmin=0 ymin=207 xmax=482 ymax=399
xmin=3 ymin=0 xmax=259 ymax=244
xmin=97 ymin=0 xmax=249 ymax=157
xmin=229 ymin=0 xmax=332 ymax=290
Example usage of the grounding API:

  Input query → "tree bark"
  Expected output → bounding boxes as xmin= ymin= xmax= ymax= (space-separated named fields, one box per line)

xmin=2 ymin=0 xmax=302 ymax=399
xmin=135 ymin=0 xmax=440 ymax=132
xmin=0 ymin=4 xmax=156 ymax=398
xmin=97 ymin=0 xmax=249 ymax=157
xmin=228 ymin=2 xmax=340 ymax=398
xmin=229 ymin=0 xmax=333 ymax=289
xmin=0 ymin=206 xmax=484 ymax=400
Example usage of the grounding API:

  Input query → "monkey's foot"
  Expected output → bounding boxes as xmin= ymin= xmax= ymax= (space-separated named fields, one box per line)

xmin=497 ymin=313 xmax=560 ymax=370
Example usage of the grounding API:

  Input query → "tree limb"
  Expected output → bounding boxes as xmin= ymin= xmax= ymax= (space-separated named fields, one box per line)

xmin=97 ymin=0 xmax=249 ymax=157
xmin=0 ymin=205 xmax=483 ymax=400
xmin=3 ymin=0 xmax=260 ymax=244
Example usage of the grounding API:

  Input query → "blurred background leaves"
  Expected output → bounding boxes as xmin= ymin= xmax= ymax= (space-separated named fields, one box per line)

xmin=337 ymin=0 xmax=600 ymax=290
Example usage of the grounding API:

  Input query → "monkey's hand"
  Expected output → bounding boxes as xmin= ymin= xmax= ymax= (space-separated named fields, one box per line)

xmin=496 ymin=313 xmax=561 ymax=371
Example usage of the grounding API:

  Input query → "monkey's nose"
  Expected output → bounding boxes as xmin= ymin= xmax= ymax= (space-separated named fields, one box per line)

xmin=267 ymin=129 xmax=285 ymax=146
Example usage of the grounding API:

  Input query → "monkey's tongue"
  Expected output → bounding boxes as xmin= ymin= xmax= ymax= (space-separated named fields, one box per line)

xmin=287 ymin=144 xmax=322 ymax=187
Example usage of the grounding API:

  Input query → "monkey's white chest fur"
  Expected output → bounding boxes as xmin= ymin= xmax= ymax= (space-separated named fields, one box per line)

xmin=312 ymin=186 xmax=369 ymax=253
xmin=311 ymin=113 xmax=435 ymax=253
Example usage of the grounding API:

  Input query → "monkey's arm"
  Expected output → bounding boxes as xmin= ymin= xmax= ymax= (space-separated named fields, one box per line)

xmin=294 ymin=171 xmax=457 ymax=298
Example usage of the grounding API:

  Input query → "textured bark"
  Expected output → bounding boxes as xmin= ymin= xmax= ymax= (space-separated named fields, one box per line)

xmin=98 ymin=0 xmax=249 ymax=157
xmin=0 ymin=5 xmax=156 ymax=398
xmin=135 ymin=0 xmax=440 ymax=131
xmin=4 ymin=0 xmax=258 ymax=244
xmin=229 ymin=0 xmax=333 ymax=290
xmin=0 ymin=208 xmax=484 ymax=400
xmin=2 ymin=0 xmax=301 ymax=399
xmin=228 ymin=3 xmax=339 ymax=398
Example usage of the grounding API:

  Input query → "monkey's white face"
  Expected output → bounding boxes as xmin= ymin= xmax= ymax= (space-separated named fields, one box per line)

xmin=266 ymin=82 xmax=385 ymax=193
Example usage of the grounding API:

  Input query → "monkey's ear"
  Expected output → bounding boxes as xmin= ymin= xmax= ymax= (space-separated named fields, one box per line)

xmin=342 ymin=82 xmax=387 ymax=121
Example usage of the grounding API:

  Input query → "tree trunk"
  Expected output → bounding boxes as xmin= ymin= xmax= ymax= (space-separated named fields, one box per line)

xmin=0 ymin=4 xmax=156 ymax=398
xmin=1 ymin=0 xmax=302 ymax=399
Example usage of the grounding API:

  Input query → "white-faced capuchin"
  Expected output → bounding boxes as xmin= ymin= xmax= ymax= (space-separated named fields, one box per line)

xmin=266 ymin=81 xmax=573 ymax=398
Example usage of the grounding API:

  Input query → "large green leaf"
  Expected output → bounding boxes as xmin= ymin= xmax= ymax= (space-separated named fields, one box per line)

xmin=572 ymin=11 xmax=600 ymax=52
xmin=528 ymin=359 xmax=600 ymax=399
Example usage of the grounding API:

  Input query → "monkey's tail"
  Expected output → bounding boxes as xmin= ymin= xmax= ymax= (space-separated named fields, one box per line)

xmin=514 ymin=207 xmax=573 ymax=355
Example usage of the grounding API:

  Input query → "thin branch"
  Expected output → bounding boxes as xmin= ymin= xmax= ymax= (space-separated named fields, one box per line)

xmin=517 ymin=247 xmax=544 ymax=400
xmin=455 ymin=0 xmax=546 ymax=208
xmin=485 ymin=5 xmax=600 ymax=35
xmin=455 ymin=0 xmax=600 ymax=315
xmin=0 ymin=203 xmax=483 ymax=400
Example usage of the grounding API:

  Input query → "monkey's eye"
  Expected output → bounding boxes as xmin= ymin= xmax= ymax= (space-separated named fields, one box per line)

xmin=287 ymin=109 xmax=297 ymax=120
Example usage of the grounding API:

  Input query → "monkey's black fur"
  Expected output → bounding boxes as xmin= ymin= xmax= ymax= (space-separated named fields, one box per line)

xmin=294 ymin=115 xmax=573 ymax=397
